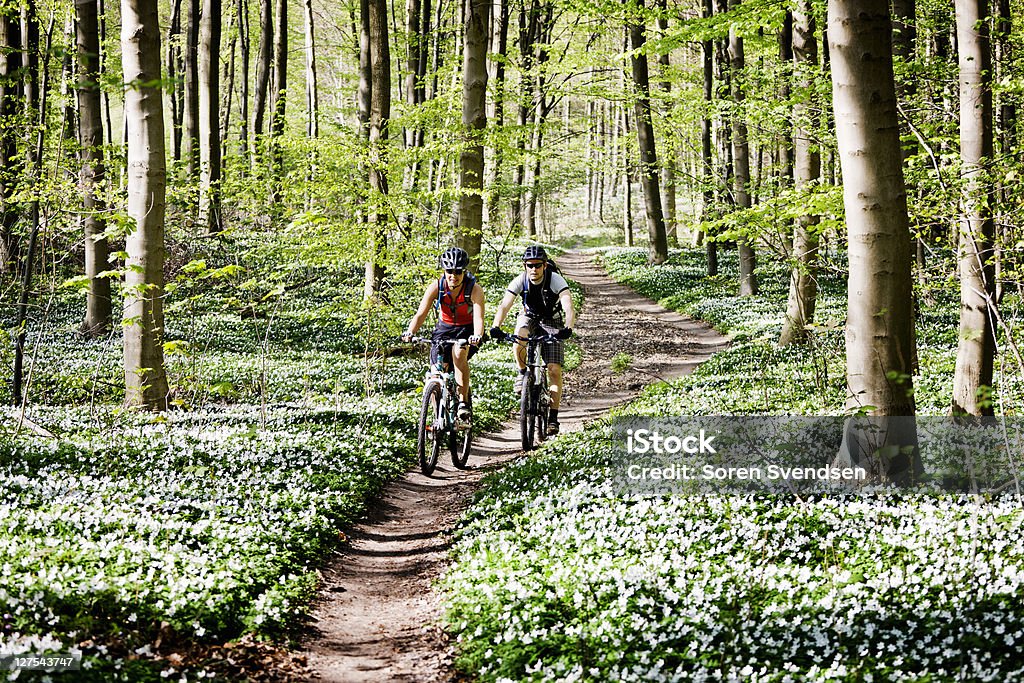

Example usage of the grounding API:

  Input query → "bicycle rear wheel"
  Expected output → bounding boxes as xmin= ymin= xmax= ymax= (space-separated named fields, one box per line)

xmin=520 ymin=371 xmax=535 ymax=451
xmin=418 ymin=380 xmax=444 ymax=475
xmin=450 ymin=392 xmax=472 ymax=469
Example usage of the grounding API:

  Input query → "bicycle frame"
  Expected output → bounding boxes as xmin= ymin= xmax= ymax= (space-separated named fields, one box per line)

xmin=408 ymin=336 xmax=473 ymax=474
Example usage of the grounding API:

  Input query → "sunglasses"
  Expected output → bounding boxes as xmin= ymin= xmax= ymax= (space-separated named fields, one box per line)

xmin=445 ymin=268 xmax=464 ymax=275
xmin=524 ymin=262 xmax=545 ymax=269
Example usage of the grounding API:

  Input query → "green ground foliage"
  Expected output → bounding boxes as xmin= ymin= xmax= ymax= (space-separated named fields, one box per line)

xmin=0 ymin=234 xmax=566 ymax=679
xmin=442 ymin=246 xmax=1024 ymax=683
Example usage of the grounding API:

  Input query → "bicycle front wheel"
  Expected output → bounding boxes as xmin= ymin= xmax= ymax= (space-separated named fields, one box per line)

xmin=536 ymin=386 xmax=548 ymax=444
xmin=520 ymin=372 xmax=535 ymax=451
xmin=418 ymin=380 xmax=444 ymax=475
xmin=450 ymin=392 xmax=472 ymax=469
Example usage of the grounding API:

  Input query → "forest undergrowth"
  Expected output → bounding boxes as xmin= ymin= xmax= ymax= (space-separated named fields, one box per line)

xmin=442 ymin=246 xmax=1024 ymax=683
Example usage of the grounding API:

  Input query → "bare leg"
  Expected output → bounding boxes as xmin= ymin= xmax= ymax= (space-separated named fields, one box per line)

xmin=548 ymin=363 xmax=563 ymax=409
xmin=453 ymin=346 xmax=470 ymax=403
xmin=514 ymin=325 xmax=530 ymax=370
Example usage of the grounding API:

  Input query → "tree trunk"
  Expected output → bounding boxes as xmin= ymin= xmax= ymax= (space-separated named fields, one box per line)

xmin=830 ymin=0 xmax=916 ymax=416
xmin=629 ymin=0 xmax=668 ymax=264
xmin=237 ymin=0 xmax=250 ymax=158
xmin=121 ymin=0 xmax=169 ymax=410
xmin=363 ymin=0 xmax=390 ymax=300
xmin=701 ymin=0 xmax=717 ymax=275
xmin=304 ymin=0 xmax=319 ymax=192
xmin=183 ymin=0 xmax=200 ymax=177
xmin=485 ymin=0 xmax=508 ymax=226
xmin=269 ymin=0 xmax=287 ymax=204
xmin=622 ymin=106 xmax=633 ymax=247
xmin=777 ymin=9 xmax=794 ymax=255
xmin=166 ymin=0 xmax=183 ymax=162
xmin=830 ymin=0 xmax=920 ymax=484
xmin=952 ymin=0 xmax=996 ymax=416
xmin=77 ymin=0 xmax=111 ymax=336
xmin=198 ymin=0 xmax=222 ymax=233
xmin=729 ymin=14 xmax=756 ymax=294
xmin=456 ymin=0 xmax=491 ymax=270
xmin=779 ymin=0 xmax=820 ymax=346
xmin=220 ymin=7 xmax=236 ymax=163
xmin=251 ymin=0 xmax=273 ymax=158
xmin=98 ymin=0 xmax=114 ymax=152
xmin=0 ymin=11 xmax=23 ymax=273
xmin=656 ymin=2 xmax=676 ymax=246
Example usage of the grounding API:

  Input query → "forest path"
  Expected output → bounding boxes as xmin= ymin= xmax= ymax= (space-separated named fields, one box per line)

xmin=299 ymin=251 xmax=730 ymax=682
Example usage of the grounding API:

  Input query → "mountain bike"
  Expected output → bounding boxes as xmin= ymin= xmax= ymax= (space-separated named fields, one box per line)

xmin=499 ymin=332 xmax=558 ymax=451
xmin=407 ymin=337 xmax=474 ymax=475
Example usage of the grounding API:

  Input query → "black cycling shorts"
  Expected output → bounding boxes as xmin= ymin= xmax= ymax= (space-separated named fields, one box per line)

xmin=431 ymin=323 xmax=478 ymax=366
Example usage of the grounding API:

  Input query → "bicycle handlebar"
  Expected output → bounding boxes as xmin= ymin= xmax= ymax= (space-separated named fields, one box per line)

xmin=497 ymin=333 xmax=558 ymax=344
xmin=404 ymin=336 xmax=475 ymax=348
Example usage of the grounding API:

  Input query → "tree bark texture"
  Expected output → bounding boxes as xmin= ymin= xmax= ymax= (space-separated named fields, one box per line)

xmin=198 ymin=0 xmax=222 ymax=233
xmin=166 ymin=0 xmax=183 ymax=161
xmin=779 ymin=0 xmax=821 ymax=346
xmin=121 ymin=0 xmax=169 ymax=410
xmin=728 ymin=20 xmax=756 ymax=294
xmin=656 ymin=2 xmax=676 ymax=246
xmin=0 ymin=12 xmax=22 ymax=273
xmin=269 ymin=0 xmax=287 ymax=203
xmin=701 ymin=0 xmax=717 ymax=274
xmin=829 ymin=0 xmax=916 ymax=418
xmin=363 ymin=0 xmax=390 ymax=300
xmin=629 ymin=0 xmax=668 ymax=264
xmin=456 ymin=0 xmax=491 ymax=269
xmin=251 ymin=0 xmax=273 ymax=155
xmin=237 ymin=0 xmax=250 ymax=157
xmin=77 ymin=0 xmax=112 ymax=336
xmin=952 ymin=0 xmax=996 ymax=416
xmin=183 ymin=0 xmax=200 ymax=177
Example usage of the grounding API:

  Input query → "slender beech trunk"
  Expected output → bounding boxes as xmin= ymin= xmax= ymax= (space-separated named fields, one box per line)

xmin=251 ymin=0 xmax=273 ymax=160
xmin=121 ymin=0 xmax=169 ymax=410
xmin=629 ymin=0 xmax=668 ymax=264
xmin=701 ymin=0 xmax=717 ymax=274
xmin=198 ymin=0 xmax=222 ymax=233
xmin=98 ymin=0 xmax=113 ymax=153
xmin=0 ymin=12 xmax=22 ymax=273
xmin=363 ymin=0 xmax=390 ymax=300
xmin=220 ymin=7 xmax=236 ymax=164
xmin=952 ymin=0 xmax=996 ymax=416
xmin=404 ymin=0 xmax=421 ymax=151
xmin=729 ymin=11 xmax=756 ymax=294
xmin=268 ymin=0 xmax=287 ymax=205
xmin=304 ymin=0 xmax=319 ymax=192
xmin=779 ymin=0 xmax=820 ymax=345
xmin=485 ymin=0 xmax=508 ymax=225
xmin=777 ymin=9 xmax=793 ymax=254
xmin=167 ymin=0 xmax=182 ymax=161
xmin=12 ymin=13 xmax=54 ymax=405
xmin=77 ymin=0 xmax=111 ymax=336
xmin=656 ymin=1 xmax=676 ymax=246
xmin=456 ymin=0 xmax=490 ymax=269
xmin=622 ymin=104 xmax=633 ymax=247
xmin=183 ymin=0 xmax=200 ymax=177
xmin=238 ymin=0 xmax=250 ymax=158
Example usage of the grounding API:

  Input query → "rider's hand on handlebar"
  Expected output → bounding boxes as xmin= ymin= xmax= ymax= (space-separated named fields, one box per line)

xmin=489 ymin=326 xmax=506 ymax=341
xmin=555 ymin=327 xmax=573 ymax=340
xmin=401 ymin=332 xmax=414 ymax=343
xmin=469 ymin=334 xmax=483 ymax=346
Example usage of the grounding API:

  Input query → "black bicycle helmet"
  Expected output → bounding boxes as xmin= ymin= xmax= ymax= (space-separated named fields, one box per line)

xmin=439 ymin=247 xmax=470 ymax=270
xmin=522 ymin=245 xmax=548 ymax=262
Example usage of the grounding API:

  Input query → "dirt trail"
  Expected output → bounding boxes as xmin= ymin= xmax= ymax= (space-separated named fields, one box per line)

xmin=299 ymin=251 xmax=729 ymax=682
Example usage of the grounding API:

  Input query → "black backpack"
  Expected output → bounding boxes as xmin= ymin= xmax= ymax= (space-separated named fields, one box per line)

xmin=519 ymin=259 xmax=563 ymax=319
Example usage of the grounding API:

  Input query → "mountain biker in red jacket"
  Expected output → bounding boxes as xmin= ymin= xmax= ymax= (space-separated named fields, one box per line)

xmin=402 ymin=247 xmax=485 ymax=425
